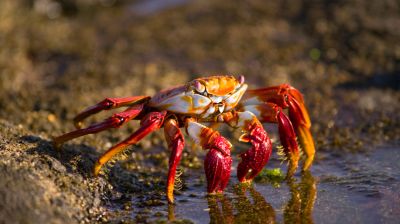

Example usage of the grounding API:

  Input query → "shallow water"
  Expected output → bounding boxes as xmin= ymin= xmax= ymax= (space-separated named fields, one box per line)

xmin=125 ymin=147 xmax=399 ymax=223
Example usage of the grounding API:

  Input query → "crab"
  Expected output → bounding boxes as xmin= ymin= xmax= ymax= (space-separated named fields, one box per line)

xmin=53 ymin=75 xmax=315 ymax=203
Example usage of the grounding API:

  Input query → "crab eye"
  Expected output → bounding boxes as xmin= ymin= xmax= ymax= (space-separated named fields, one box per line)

xmin=193 ymin=80 xmax=206 ymax=93
xmin=238 ymin=75 xmax=245 ymax=85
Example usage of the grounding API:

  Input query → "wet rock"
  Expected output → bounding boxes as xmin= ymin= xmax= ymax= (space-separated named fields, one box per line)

xmin=0 ymin=163 xmax=72 ymax=224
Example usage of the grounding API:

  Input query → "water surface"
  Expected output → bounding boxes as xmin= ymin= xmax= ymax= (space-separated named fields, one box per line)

xmin=128 ymin=147 xmax=399 ymax=223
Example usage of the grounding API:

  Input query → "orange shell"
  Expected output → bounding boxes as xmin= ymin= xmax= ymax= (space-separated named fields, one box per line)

xmin=195 ymin=76 xmax=239 ymax=96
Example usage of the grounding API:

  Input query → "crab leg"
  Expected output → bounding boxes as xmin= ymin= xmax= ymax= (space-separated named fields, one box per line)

xmin=241 ymin=84 xmax=315 ymax=171
xmin=73 ymin=96 xmax=150 ymax=128
xmin=287 ymin=97 xmax=315 ymax=171
xmin=53 ymin=104 xmax=145 ymax=148
xmin=220 ymin=111 xmax=272 ymax=183
xmin=164 ymin=118 xmax=185 ymax=203
xmin=93 ymin=111 xmax=166 ymax=176
xmin=240 ymin=103 xmax=300 ymax=177
xmin=185 ymin=119 xmax=232 ymax=193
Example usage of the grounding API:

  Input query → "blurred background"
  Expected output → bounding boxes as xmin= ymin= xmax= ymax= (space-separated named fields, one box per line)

xmin=0 ymin=0 xmax=399 ymax=223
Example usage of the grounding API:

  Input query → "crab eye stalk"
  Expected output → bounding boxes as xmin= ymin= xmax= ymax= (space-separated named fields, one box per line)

xmin=238 ymin=75 xmax=245 ymax=85
xmin=193 ymin=80 xmax=206 ymax=93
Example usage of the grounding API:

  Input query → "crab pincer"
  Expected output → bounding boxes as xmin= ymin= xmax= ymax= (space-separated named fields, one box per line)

xmin=186 ymin=121 xmax=233 ymax=194
xmin=204 ymin=135 xmax=233 ymax=193
xmin=235 ymin=112 xmax=273 ymax=183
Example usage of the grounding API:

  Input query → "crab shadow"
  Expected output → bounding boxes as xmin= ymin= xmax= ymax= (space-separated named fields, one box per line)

xmin=20 ymin=135 xmax=162 ymax=198
xmin=20 ymin=135 xmax=100 ymax=177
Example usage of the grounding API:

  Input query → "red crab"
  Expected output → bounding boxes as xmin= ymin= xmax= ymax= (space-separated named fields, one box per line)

xmin=54 ymin=75 xmax=315 ymax=203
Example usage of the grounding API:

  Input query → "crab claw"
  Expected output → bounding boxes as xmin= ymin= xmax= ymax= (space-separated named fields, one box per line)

xmin=236 ymin=113 xmax=272 ymax=183
xmin=204 ymin=136 xmax=232 ymax=193
xmin=186 ymin=120 xmax=233 ymax=193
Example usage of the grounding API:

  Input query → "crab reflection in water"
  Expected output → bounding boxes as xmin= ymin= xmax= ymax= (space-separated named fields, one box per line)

xmin=168 ymin=171 xmax=316 ymax=223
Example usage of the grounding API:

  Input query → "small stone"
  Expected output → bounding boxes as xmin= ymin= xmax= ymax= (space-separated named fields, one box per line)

xmin=47 ymin=114 xmax=57 ymax=123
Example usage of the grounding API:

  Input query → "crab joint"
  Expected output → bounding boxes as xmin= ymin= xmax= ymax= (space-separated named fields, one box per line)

xmin=229 ymin=111 xmax=273 ymax=183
